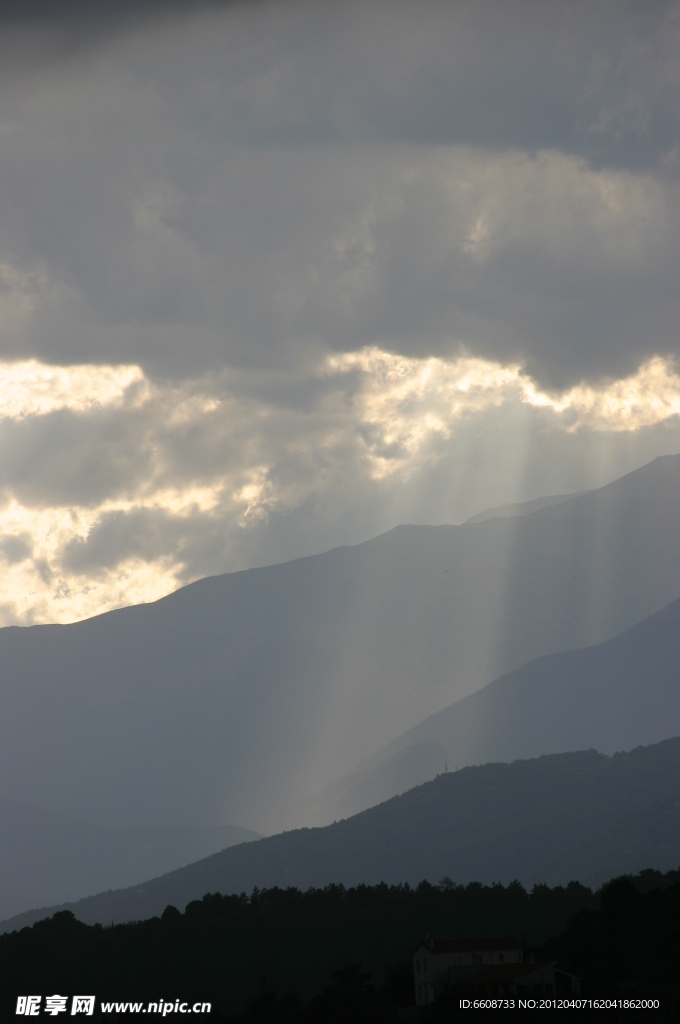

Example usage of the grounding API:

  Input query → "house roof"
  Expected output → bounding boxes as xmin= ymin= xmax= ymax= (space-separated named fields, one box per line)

xmin=413 ymin=937 xmax=522 ymax=956
xmin=455 ymin=961 xmax=559 ymax=986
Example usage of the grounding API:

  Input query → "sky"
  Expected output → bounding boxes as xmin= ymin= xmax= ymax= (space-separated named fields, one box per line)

xmin=0 ymin=0 xmax=679 ymax=626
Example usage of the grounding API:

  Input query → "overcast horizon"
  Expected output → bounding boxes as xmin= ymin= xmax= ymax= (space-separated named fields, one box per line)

xmin=1 ymin=0 xmax=679 ymax=626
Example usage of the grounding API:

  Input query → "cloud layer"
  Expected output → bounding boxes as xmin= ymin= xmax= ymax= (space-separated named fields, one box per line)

xmin=1 ymin=1 xmax=679 ymax=385
xmin=1 ymin=350 xmax=679 ymax=625
xmin=0 ymin=0 xmax=678 ymax=623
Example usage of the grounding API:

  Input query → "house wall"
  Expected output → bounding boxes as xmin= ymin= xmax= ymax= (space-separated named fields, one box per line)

xmin=413 ymin=944 xmax=522 ymax=1005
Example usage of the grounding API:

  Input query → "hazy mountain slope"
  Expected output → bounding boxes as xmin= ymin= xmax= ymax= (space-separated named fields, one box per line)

xmin=303 ymin=597 xmax=680 ymax=823
xmin=462 ymin=489 xmax=591 ymax=524
xmin=0 ymin=800 xmax=259 ymax=922
xmin=0 ymin=454 xmax=679 ymax=833
xmin=3 ymin=737 xmax=678 ymax=932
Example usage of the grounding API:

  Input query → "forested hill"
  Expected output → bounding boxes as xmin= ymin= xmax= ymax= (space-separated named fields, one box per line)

xmin=1 ymin=871 xmax=678 ymax=1021
xmin=4 ymin=736 xmax=678 ymax=932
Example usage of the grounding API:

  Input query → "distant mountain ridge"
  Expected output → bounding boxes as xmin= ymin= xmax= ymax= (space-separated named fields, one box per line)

xmin=462 ymin=489 xmax=591 ymax=524
xmin=0 ymin=454 xmax=679 ymax=833
xmin=3 ymin=736 xmax=678 ymax=933
xmin=302 ymin=595 xmax=680 ymax=823
xmin=0 ymin=800 xmax=259 ymax=922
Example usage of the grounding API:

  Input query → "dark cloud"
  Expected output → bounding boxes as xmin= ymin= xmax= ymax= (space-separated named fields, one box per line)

xmin=0 ymin=0 xmax=230 ymax=28
xmin=0 ymin=407 xmax=156 ymax=508
xmin=61 ymin=506 xmax=191 ymax=572
xmin=1 ymin=1 xmax=677 ymax=168
xmin=0 ymin=534 xmax=32 ymax=564
xmin=0 ymin=0 xmax=676 ymax=390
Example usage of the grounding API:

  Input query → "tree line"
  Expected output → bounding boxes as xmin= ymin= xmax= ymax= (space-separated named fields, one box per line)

xmin=1 ymin=868 xmax=678 ymax=1021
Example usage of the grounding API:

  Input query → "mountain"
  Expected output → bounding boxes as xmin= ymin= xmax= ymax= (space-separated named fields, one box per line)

xmin=0 ymin=454 xmax=679 ymax=833
xmin=462 ymin=489 xmax=591 ymax=524
xmin=0 ymin=800 xmax=259 ymax=922
xmin=3 ymin=736 xmax=678 ymax=932
xmin=302 ymin=596 xmax=680 ymax=823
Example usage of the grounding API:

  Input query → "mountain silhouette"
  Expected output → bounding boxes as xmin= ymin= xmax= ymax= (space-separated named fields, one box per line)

xmin=0 ymin=454 xmax=678 ymax=833
xmin=303 ymin=596 xmax=680 ymax=823
xmin=3 ymin=736 xmax=678 ymax=933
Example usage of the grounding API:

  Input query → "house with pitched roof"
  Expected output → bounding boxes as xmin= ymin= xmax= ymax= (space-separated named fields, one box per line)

xmin=412 ymin=937 xmax=579 ymax=1005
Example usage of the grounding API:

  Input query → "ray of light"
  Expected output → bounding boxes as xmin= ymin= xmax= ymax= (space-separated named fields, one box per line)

xmin=0 ymin=349 xmax=678 ymax=627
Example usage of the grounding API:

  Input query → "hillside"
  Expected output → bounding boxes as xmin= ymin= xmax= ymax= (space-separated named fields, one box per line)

xmin=4 ymin=736 xmax=678 ymax=932
xmin=0 ymin=801 xmax=259 ymax=922
xmin=303 ymin=596 xmax=680 ymax=823
xmin=0 ymin=454 xmax=678 ymax=834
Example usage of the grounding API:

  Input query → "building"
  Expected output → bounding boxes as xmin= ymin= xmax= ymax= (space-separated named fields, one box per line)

xmin=412 ymin=938 xmax=579 ymax=1005
xmin=412 ymin=937 xmax=522 ymax=1006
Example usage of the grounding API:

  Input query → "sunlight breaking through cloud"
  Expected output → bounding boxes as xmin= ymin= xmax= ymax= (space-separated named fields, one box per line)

xmin=522 ymin=357 xmax=680 ymax=431
xmin=0 ymin=349 xmax=679 ymax=625
xmin=325 ymin=350 xmax=522 ymax=479
xmin=0 ymin=360 xmax=146 ymax=419
xmin=326 ymin=349 xmax=680 ymax=478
